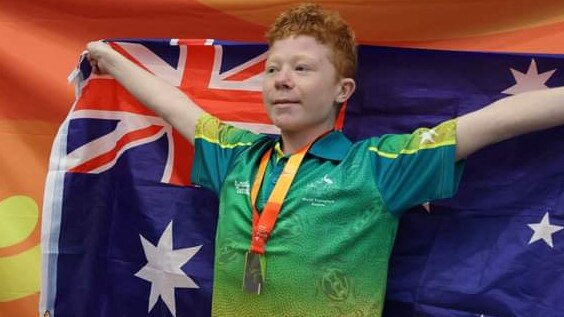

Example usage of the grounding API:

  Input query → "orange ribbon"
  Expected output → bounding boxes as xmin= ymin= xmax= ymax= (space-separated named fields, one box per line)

xmin=249 ymin=132 xmax=330 ymax=254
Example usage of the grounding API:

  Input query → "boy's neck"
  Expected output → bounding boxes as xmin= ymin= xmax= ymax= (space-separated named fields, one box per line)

xmin=280 ymin=123 xmax=334 ymax=155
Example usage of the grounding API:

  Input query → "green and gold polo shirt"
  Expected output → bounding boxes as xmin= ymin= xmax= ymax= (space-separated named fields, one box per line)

xmin=191 ymin=114 xmax=464 ymax=317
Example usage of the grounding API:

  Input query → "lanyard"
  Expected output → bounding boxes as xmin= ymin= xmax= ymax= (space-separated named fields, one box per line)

xmin=249 ymin=141 xmax=312 ymax=255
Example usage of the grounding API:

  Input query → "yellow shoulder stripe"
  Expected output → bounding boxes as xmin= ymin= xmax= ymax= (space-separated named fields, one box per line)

xmin=368 ymin=140 xmax=455 ymax=159
xmin=194 ymin=113 xmax=254 ymax=149
xmin=368 ymin=119 xmax=457 ymax=159
xmin=196 ymin=135 xmax=253 ymax=149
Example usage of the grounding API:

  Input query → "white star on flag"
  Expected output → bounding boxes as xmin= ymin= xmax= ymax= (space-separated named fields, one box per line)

xmin=502 ymin=59 xmax=556 ymax=95
xmin=135 ymin=221 xmax=202 ymax=316
xmin=420 ymin=129 xmax=438 ymax=145
xmin=527 ymin=212 xmax=563 ymax=248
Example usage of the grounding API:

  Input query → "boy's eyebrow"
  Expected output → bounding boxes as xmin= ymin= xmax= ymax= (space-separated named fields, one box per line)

xmin=266 ymin=54 xmax=319 ymax=64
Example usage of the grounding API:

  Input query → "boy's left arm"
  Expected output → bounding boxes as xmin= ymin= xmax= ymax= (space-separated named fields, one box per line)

xmin=456 ymin=87 xmax=564 ymax=160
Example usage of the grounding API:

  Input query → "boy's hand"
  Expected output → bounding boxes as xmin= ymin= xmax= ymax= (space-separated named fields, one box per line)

xmin=86 ymin=41 xmax=114 ymax=75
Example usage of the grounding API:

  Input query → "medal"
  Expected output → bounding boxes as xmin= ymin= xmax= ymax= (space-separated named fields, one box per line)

xmin=243 ymin=251 xmax=265 ymax=294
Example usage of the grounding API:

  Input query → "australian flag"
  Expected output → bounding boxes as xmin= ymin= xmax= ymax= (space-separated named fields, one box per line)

xmin=41 ymin=39 xmax=564 ymax=317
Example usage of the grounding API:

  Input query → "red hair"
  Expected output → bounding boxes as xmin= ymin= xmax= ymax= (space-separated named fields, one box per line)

xmin=266 ymin=3 xmax=357 ymax=79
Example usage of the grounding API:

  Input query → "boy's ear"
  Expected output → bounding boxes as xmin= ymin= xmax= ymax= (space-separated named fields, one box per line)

xmin=336 ymin=78 xmax=356 ymax=104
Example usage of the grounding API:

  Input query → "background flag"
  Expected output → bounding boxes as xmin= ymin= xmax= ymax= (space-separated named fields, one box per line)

xmin=41 ymin=39 xmax=564 ymax=316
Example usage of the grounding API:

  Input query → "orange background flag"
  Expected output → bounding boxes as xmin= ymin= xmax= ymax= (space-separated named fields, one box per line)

xmin=1 ymin=1 xmax=563 ymax=316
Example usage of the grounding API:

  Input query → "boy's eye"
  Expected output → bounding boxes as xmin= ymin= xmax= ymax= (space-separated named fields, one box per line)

xmin=265 ymin=66 xmax=277 ymax=74
xmin=295 ymin=65 xmax=309 ymax=71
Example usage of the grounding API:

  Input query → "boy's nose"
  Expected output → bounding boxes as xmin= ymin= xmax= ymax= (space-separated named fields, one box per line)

xmin=274 ymin=69 xmax=294 ymax=89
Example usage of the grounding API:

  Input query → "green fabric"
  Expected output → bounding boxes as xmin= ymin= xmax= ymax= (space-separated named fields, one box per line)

xmin=191 ymin=114 xmax=464 ymax=316
xmin=256 ymin=131 xmax=352 ymax=212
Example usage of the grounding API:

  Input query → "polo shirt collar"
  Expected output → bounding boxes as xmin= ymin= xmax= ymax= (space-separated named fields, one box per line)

xmin=274 ymin=131 xmax=352 ymax=162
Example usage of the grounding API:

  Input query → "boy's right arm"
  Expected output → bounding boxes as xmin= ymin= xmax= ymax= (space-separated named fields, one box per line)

xmin=86 ymin=41 xmax=205 ymax=144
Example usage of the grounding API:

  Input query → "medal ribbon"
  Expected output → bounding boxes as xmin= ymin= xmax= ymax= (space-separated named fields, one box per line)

xmin=249 ymin=135 xmax=326 ymax=254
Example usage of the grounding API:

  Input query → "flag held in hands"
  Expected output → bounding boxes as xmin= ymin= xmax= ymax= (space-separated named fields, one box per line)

xmin=41 ymin=39 xmax=564 ymax=316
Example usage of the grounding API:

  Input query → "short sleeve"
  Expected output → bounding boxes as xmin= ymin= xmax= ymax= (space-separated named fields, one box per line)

xmin=369 ymin=119 xmax=465 ymax=215
xmin=191 ymin=114 xmax=263 ymax=194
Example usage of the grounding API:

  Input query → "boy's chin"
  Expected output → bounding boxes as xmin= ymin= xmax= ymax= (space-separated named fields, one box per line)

xmin=273 ymin=123 xmax=303 ymax=134
xmin=271 ymin=116 xmax=301 ymax=132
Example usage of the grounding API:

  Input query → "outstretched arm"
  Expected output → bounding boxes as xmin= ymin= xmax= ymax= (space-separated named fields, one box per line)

xmin=86 ymin=41 xmax=205 ymax=144
xmin=456 ymin=87 xmax=564 ymax=160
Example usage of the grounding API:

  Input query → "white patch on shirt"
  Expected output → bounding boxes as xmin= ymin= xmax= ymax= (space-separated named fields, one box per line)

xmin=302 ymin=174 xmax=337 ymax=207
xmin=234 ymin=180 xmax=250 ymax=195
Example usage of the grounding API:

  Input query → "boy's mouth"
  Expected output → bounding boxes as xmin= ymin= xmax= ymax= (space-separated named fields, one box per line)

xmin=273 ymin=99 xmax=300 ymax=105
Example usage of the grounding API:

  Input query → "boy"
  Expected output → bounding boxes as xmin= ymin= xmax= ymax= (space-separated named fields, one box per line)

xmin=86 ymin=3 xmax=564 ymax=316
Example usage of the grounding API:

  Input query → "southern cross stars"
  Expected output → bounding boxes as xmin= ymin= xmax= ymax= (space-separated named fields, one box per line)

xmin=502 ymin=58 xmax=556 ymax=95
xmin=527 ymin=212 xmax=563 ymax=248
xmin=135 ymin=221 xmax=202 ymax=316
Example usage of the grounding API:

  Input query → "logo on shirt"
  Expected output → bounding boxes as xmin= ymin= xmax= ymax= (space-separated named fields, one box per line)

xmin=235 ymin=180 xmax=250 ymax=195
xmin=302 ymin=174 xmax=337 ymax=207
xmin=319 ymin=268 xmax=351 ymax=302
xmin=306 ymin=174 xmax=334 ymax=192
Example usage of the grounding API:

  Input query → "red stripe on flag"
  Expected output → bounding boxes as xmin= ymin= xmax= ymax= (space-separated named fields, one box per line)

xmin=75 ymin=80 xmax=158 ymax=116
xmin=110 ymin=42 xmax=151 ymax=72
xmin=69 ymin=125 xmax=164 ymax=173
xmin=168 ymin=129 xmax=194 ymax=186
xmin=224 ymin=59 xmax=266 ymax=81
xmin=180 ymin=46 xmax=270 ymax=123
xmin=176 ymin=39 xmax=209 ymax=45
xmin=76 ymin=42 xmax=168 ymax=115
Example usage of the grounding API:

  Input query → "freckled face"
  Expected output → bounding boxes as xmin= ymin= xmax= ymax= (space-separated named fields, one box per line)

xmin=263 ymin=35 xmax=343 ymax=134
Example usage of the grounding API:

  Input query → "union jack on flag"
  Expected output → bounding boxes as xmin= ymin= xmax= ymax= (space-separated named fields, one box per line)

xmin=66 ymin=39 xmax=272 ymax=186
